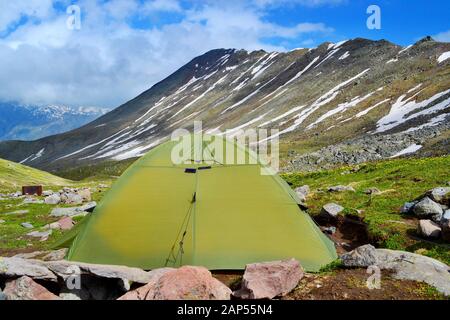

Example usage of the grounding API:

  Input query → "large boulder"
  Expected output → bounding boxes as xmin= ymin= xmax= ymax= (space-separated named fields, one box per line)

xmin=418 ymin=220 xmax=441 ymax=239
xmin=43 ymin=260 xmax=156 ymax=284
xmin=328 ymin=185 xmax=355 ymax=192
xmin=427 ymin=187 xmax=450 ymax=205
xmin=120 ymin=266 xmax=231 ymax=300
xmin=341 ymin=245 xmax=450 ymax=296
xmin=0 ymin=257 xmax=57 ymax=280
xmin=44 ymin=194 xmax=61 ymax=205
xmin=233 ymin=259 xmax=303 ymax=299
xmin=3 ymin=276 xmax=60 ymax=300
xmin=413 ymin=197 xmax=443 ymax=220
xmin=320 ymin=203 xmax=344 ymax=220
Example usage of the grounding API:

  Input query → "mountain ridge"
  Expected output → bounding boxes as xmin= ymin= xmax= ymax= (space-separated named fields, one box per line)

xmin=0 ymin=37 xmax=449 ymax=171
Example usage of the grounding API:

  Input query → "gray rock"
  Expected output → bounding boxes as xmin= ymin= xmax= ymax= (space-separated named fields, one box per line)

xmin=44 ymin=260 xmax=155 ymax=284
xmin=49 ymin=201 xmax=97 ymax=217
xmin=328 ymin=185 xmax=355 ymax=192
xmin=0 ymin=257 xmax=57 ymax=280
xmin=0 ymin=219 xmax=5 ymax=224
xmin=42 ymin=190 xmax=54 ymax=197
xmin=22 ymin=197 xmax=44 ymax=204
xmin=400 ymin=202 xmax=416 ymax=214
xmin=340 ymin=244 xmax=450 ymax=296
xmin=320 ymin=203 xmax=344 ymax=219
xmin=26 ymin=230 xmax=52 ymax=239
xmin=294 ymin=185 xmax=310 ymax=201
xmin=21 ymin=222 xmax=34 ymax=229
xmin=13 ymin=251 xmax=46 ymax=259
xmin=42 ymin=249 xmax=68 ymax=261
xmin=364 ymin=187 xmax=381 ymax=195
xmin=44 ymin=194 xmax=61 ymax=205
xmin=427 ymin=187 xmax=450 ymax=204
xmin=61 ymin=193 xmax=83 ymax=205
xmin=443 ymin=209 xmax=450 ymax=221
xmin=413 ymin=197 xmax=443 ymax=217
xmin=418 ymin=220 xmax=441 ymax=239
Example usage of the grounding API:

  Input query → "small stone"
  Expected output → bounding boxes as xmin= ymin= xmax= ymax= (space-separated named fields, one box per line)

xmin=78 ymin=188 xmax=92 ymax=202
xmin=418 ymin=220 xmax=441 ymax=239
xmin=0 ymin=219 xmax=5 ymax=224
xmin=42 ymin=190 xmax=54 ymax=197
xmin=58 ymin=216 xmax=75 ymax=230
xmin=328 ymin=185 xmax=355 ymax=192
xmin=294 ymin=185 xmax=310 ymax=201
xmin=400 ymin=202 xmax=416 ymax=214
xmin=320 ymin=203 xmax=344 ymax=220
xmin=364 ymin=187 xmax=381 ymax=195
xmin=27 ymin=230 xmax=52 ymax=239
xmin=21 ymin=222 xmax=34 ymax=229
xmin=323 ymin=226 xmax=337 ymax=235
xmin=44 ymin=194 xmax=61 ymax=205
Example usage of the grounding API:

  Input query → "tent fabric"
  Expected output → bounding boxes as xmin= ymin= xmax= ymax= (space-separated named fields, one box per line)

xmin=64 ymin=134 xmax=337 ymax=272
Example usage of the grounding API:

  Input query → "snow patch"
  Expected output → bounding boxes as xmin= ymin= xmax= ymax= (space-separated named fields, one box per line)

xmin=438 ymin=51 xmax=450 ymax=63
xmin=390 ymin=144 xmax=422 ymax=158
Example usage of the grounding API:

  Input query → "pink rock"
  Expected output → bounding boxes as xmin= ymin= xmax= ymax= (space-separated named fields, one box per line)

xmin=58 ymin=216 xmax=75 ymax=230
xmin=118 ymin=266 xmax=231 ymax=300
xmin=4 ymin=276 xmax=60 ymax=300
xmin=234 ymin=258 xmax=304 ymax=299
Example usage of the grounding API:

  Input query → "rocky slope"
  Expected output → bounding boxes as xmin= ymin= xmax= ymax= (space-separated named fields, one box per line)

xmin=0 ymin=103 xmax=107 ymax=141
xmin=0 ymin=37 xmax=449 ymax=171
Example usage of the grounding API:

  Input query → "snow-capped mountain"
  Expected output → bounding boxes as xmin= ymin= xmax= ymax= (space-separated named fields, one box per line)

xmin=0 ymin=103 xmax=108 ymax=141
xmin=0 ymin=37 xmax=449 ymax=171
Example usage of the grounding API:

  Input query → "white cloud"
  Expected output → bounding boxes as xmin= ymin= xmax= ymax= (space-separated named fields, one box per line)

xmin=0 ymin=0 xmax=334 ymax=108
xmin=433 ymin=29 xmax=450 ymax=42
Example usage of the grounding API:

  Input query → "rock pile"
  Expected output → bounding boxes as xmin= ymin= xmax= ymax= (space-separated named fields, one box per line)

xmin=401 ymin=187 xmax=450 ymax=242
xmin=0 ymin=256 xmax=302 ymax=300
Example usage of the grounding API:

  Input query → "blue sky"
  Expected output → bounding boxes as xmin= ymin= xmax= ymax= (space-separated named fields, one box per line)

xmin=0 ymin=0 xmax=448 ymax=108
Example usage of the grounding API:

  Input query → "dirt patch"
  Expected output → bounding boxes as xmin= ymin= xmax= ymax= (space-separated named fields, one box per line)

xmin=283 ymin=269 xmax=445 ymax=300
xmin=319 ymin=215 xmax=370 ymax=255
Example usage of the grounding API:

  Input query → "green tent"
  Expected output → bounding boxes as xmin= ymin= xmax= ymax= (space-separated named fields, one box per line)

xmin=63 ymin=134 xmax=337 ymax=272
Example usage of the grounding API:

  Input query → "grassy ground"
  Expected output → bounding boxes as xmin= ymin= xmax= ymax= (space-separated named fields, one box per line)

xmin=282 ymin=155 xmax=450 ymax=265
xmin=0 ymin=158 xmax=71 ymax=191
xmin=0 ymin=158 xmax=113 ymax=254
xmin=53 ymin=158 xmax=137 ymax=181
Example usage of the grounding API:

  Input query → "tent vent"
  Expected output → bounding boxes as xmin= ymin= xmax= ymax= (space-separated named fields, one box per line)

xmin=184 ymin=168 xmax=197 ymax=173
xmin=198 ymin=166 xmax=212 ymax=170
